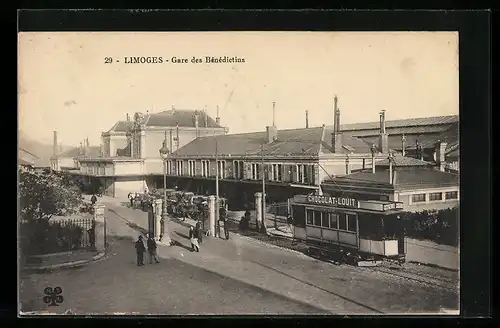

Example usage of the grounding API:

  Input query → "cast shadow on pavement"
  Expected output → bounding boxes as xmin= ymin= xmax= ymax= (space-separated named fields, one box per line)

xmin=175 ymin=231 xmax=190 ymax=240
xmin=171 ymin=239 xmax=192 ymax=252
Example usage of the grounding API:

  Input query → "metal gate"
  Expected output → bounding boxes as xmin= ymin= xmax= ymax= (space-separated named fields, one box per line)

xmin=266 ymin=202 xmax=290 ymax=230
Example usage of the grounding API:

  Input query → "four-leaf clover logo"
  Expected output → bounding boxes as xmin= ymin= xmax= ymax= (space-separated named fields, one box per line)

xmin=43 ymin=286 xmax=64 ymax=306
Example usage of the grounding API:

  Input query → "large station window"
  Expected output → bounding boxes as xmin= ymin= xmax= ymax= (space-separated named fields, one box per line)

xmin=291 ymin=205 xmax=306 ymax=228
xmin=320 ymin=213 xmax=330 ymax=228
xmin=412 ymin=193 xmax=426 ymax=203
xmin=338 ymin=213 xmax=347 ymax=230
xmin=445 ymin=191 xmax=458 ymax=200
xmin=429 ymin=192 xmax=442 ymax=201
xmin=347 ymin=214 xmax=357 ymax=232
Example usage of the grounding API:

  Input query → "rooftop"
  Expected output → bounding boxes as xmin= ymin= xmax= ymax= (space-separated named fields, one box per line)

xmin=106 ymin=109 xmax=222 ymax=133
xmin=57 ymin=146 xmax=102 ymax=158
xmin=324 ymin=166 xmax=459 ymax=189
xmin=375 ymin=155 xmax=433 ymax=167
xmin=172 ymin=126 xmax=373 ymax=158
xmin=340 ymin=115 xmax=459 ymax=132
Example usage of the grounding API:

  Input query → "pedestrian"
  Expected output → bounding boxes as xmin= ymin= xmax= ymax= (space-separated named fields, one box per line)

xmin=195 ymin=221 xmax=203 ymax=244
xmin=189 ymin=226 xmax=200 ymax=252
xmin=90 ymin=194 xmax=97 ymax=205
xmin=135 ymin=235 xmax=146 ymax=266
xmin=128 ymin=192 xmax=133 ymax=208
xmin=146 ymin=234 xmax=160 ymax=264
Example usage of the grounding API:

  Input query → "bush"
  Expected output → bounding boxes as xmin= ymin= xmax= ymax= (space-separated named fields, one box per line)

xmin=401 ymin=207 xmax=459 ymax=247
xmin=20 ymin=221 xmax=85 ymax=256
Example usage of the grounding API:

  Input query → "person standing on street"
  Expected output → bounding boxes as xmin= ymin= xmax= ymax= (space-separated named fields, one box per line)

xmin=189 ymin=226 xmax=200 ymax=252
xmin=146 ymin=234 xmax=160 ymax=264
xmin=91 ymin=194 xmax=97 ymax=206
xmin=128 ymin=192 xmax=134 ymax=208
xmin=195 ymin=221 xmax=203 ymax=243
xmin=135 ymin=235 xmax=146 ymax=266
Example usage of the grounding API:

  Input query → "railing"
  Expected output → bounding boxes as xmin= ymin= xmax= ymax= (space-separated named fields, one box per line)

xmin=20 ymin=216 xmax=96 ymax=256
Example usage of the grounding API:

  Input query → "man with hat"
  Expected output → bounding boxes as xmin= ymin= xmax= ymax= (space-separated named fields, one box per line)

xmin=135 ymin=235 xmax=146 ymax=266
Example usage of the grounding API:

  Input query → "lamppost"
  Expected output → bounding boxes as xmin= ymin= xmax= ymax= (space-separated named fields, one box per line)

xmin=159 ymin=131 xmax=171 ymax=245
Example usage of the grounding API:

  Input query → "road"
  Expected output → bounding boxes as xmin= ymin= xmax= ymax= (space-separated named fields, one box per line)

xmin=19 ymin=196 xmax=459 ymax=315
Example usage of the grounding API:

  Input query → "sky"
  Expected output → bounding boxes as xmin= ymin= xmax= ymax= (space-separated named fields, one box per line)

xmin=18 ymin=32 xmax=459 ymax=147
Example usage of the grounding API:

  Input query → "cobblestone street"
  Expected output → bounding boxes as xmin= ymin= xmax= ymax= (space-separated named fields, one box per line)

xmin=19 ymin=196 xmax=459 ymax=315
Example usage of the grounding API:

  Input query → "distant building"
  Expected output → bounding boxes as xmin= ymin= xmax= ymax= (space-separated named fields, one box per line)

xmin=50 ymin=131 xmax=101 ymax=171
xmin=19 ymin=148 xmax=39 ymax=171
xmin=321 ymin=155 xmax=459 ymax=212
xmin=74 ymin=108 xmax=227 ymax=197
xmin=341 ymin=114 xmax=459 ymax=172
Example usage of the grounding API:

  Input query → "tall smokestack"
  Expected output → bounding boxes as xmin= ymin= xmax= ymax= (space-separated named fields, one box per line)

xmin=331 ymin=98 xmax=343 ymax=153
xmin=305 ymin=110 xmax=309 ymax=128
xmin=378 ymin=110 xmax=389 ymax=153
xmin=216 ymin=105 xmax=221 ymax=126
xmin=176 ymin=121 xmax=179 ymax=150
xmin=126 ymin=113 xmax=130 ymax=121
xmin=401 ymin=134 xmax=406 ymax=156
xmin=389 ymin=153 xmax=393 ymax=184
xmin=204 ymin=105 xmax=208 ymax=127
xmin=272 ymin=101 xmax=276 ymax=127
xmin=53 ymin=131 xmax=58 ymax=156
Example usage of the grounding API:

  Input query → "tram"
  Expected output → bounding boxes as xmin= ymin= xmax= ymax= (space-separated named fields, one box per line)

xmin=289 ymin=194 xmax=406 ymax=265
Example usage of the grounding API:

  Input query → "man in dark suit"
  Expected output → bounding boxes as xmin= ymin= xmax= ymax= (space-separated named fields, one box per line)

xmin=147 ymin=234 xmax=160 ymax=264
xmin=135 ymin=235 xmax=146 ymax=266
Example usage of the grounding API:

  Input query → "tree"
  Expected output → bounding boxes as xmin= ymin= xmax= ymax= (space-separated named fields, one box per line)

xmin=18 ymin=169 xmax=83 ymax=222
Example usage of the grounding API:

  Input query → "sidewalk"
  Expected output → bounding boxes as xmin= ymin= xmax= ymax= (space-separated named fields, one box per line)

xmin=22 ymin=250 xmax=105 ymax=272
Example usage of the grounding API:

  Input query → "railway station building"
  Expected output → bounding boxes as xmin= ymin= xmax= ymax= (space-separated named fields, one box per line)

xmin=320 ymin=153 xmax=459 ymax=212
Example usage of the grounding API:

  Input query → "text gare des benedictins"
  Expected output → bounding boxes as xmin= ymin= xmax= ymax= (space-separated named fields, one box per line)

xmin=103 ymin=56 xmax=246 ymax=64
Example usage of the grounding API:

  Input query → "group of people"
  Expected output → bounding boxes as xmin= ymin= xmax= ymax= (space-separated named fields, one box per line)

xmin=134 ymin=234 xmax=161 ymax=266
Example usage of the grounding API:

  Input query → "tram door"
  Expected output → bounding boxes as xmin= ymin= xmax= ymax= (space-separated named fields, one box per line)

xmin=397 ymin=215 xmax=405 ymax=255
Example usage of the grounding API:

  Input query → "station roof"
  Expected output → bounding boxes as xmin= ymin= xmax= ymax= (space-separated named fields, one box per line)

xmin=171 ymin=125 xmax=373 ymax=158
xmin=323 ymin=166 xmax=459 ymax=190
xmin=106 ymin=109 xmax=222 ymax=133
xmin=57 ymin=146 xmax=102 ymax=159
xmin=340 ymin=115 xmax=458 ymax=134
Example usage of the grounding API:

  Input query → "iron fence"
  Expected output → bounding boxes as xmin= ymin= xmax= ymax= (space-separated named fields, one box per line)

xmin=21 ymin=216 xmax=96 ymax=256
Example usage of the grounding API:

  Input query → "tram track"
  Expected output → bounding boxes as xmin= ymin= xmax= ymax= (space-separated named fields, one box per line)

xmin=365 ymin=266 xmax=458 ymax=292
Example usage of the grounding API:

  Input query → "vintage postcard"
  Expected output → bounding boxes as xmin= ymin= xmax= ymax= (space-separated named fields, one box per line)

xmin=18 ymin=31 xmax=460 ymax=316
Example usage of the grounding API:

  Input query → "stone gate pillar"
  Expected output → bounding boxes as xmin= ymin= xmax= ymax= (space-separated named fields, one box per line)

xmin=154 ymin=199 xmax=163 ymax=241
xmin=93 ymin=204 xmax=106 ymax=252
xmin=255 ymin=192 xmax=263 ymax=230
xmin=208 ymin=195 xmax=216 ymax=237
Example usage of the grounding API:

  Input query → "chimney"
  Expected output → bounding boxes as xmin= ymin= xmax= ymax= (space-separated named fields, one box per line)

xmin=216 ymin=105 xmax=221 ymax=126
xmin=84 ymin=138 xmax=90 ymax=157
xmin=435 ymin=141 xmax=447 ymax=171
xmin=53 ymin=131 xmax=58 ymax=156
xmin=331 ymin=98 xmax=343 ymax=153
xmin=401 ymin=134 xmax=406 ymax=156
xmin=345 ymin=155 xmax=351 ymax=175
xmin=305 ymin=110 xmax=309 ymax=128
xmin=378 ymin=110 xmax=389 ymax=153
xmin=388 ymin=153 xmax=393 ymax=184
xmin=176 ymin=121 xmax=180 ymax=150
xmin=266 ymin=102 xmax=278 ymax=143
xmin=169 ymin=129 xmax=173 ymax=153
xmin=272 ymin=101 xmax=276 ymax=127
xmin=204 ymin=105 xmax=208 ymax=127
xmin=371 ymin=143 xmax=376 ymax=174
xmin=266 ymin=126 xmax=278 ymax=144
xmin=194 ymin=111 xmax=199 ymax=137
xmin=126 ymin=113 xmax=130 ymax=121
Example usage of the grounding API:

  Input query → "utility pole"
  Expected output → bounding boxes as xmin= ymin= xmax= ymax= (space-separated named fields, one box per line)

xmin=215 ymin=137 xmax=220 ymax=237
xmin=261 ymin=144 xmax=266 ymax=233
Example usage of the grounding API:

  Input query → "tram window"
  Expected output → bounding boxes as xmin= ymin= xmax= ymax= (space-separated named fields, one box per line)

xmin=347 ymin=214 xmax=357 ymax=232
xmin=306 ymin=210 xmax=313 ymax=225
xmin=412 ymin=193 xmax=426 ymax=203
xmin=329 ymin=213 xmax=338 ymax=229
xmin=321 ymin=212 xmax=330 ymax=228
xmin=313 ymin=211 xmax=322 ymax=226
xmin=338 ymin=214 xmax=347 ymax=230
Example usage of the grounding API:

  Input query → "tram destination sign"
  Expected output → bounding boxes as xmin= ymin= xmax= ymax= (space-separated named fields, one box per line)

xmin=306 ymin=195 xmax=358 ymax=208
